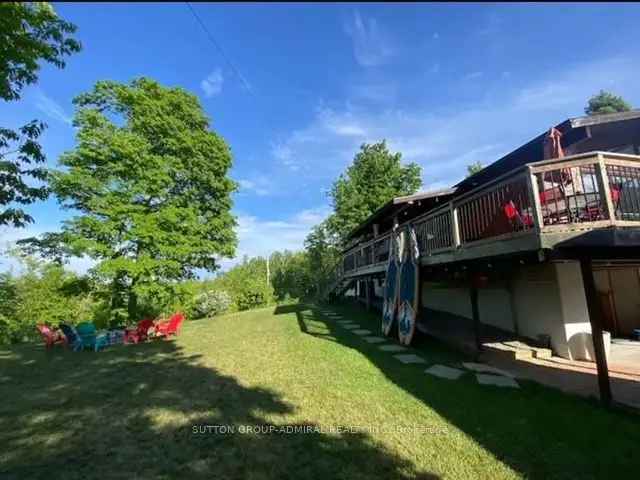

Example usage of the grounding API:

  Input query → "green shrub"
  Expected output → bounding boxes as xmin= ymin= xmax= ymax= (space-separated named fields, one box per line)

xmin=193 ymin=290 xmax=231 ymax=318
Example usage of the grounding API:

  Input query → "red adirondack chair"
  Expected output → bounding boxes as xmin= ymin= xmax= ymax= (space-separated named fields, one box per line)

xmin=124 ymin=318 xmax=157 ymax=344
xmin=155 ymin=313 xmax=185 ymax=339
xmin=36 ymin=324 xmax=67 ymax=349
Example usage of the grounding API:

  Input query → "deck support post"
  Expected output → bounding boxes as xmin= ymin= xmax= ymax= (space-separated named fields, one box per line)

xmin=579 ymin=256 xmax=612 ymax=407
xmin=469 ymin=273 xmax=482 ymax=353
xmin=526 ymin=167 xmax=544 ymax=231
xmin=451 ymin=202 xmax=461 ymax=248
xmin=365 ymin=277 xmax=371 ymax=311
xmin=506 ymin=274 xmax=520 ymax=337
xmin=595 ymin=153 xmax=615 ymax=222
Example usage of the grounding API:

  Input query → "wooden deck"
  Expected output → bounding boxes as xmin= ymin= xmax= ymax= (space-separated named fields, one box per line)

xmin=339 ymin=151 xmax=640 ymax=279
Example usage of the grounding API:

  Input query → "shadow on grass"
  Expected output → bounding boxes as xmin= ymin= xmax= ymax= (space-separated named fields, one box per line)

xmin=0 ymin=334 xmax=438 ymax=479
xmin=283 ymin=302 xmax=640 ymax=479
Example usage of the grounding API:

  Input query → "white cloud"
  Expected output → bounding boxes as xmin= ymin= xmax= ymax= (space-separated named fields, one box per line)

xmin=33 ymin=89 xmax=72 ymax=125
xmin=201 ymin=69 xmax=224 ymax=97
xmin=344 ymin=10 xmax=395 ymax=67
xmin=0 ymin=225 xmax=95 ymax=275
xmin=218 ymin=206 xmax=331 ymax=270
xmin=465 ymin=71 xmax=484 ymax=80
xmin=350 ymin=82 xmax=397 ymax=103
xmin=269 ymin=55 xmax=640 ymax=190
xmin=237 ymin=177 xmax=271 ymax=196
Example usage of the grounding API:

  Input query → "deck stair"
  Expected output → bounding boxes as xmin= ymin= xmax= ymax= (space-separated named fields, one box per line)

xmin=483 ymin=340 xmax=553 ymax=361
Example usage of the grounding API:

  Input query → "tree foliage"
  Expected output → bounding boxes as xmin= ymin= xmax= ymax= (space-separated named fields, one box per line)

xmin=585 ymin=90 xmax=632 ymax=116
xmin=269 ymin=250 xmax=313 ymax=301
xmin=211 ymin=256 xmax=274 ymax=311
xmin=0 ymin=253 xmax=97 ymax=344
xmin=326 ymin=141 xmax=422 ymax=243
xmin=0 ymin=2 xmax=81 ymax=101
xmin=25 ymin=78 xmax=237 ymax=322
xmin=304 ymin=221 xmax=339 ymax=295
xmin=0 ymin=121 xmax=49 ymax=226
xmin=0 ymin=2 xmax=80 ymax=227
xmin=466 ymin=161 xmax=483 ymax=177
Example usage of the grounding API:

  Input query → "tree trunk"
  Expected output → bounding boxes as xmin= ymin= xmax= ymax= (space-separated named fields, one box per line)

xmin=127 ymin=277 xmax=138 ymax=322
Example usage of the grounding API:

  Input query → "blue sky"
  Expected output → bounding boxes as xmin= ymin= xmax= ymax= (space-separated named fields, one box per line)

xmin=2 ymin=2 xmax=640 ymax=273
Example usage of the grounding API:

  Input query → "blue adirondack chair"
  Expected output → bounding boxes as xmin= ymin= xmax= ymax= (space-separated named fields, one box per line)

xmin=59 ymin=324 xmax=84 ymax=352
xmin=75 ymin=322 xmax=109 ymax=352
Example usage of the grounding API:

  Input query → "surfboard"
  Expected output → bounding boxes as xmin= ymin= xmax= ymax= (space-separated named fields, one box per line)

xmin=397 ymin=225 xmax=419 ymax=345
xmin=381 ymin=229 xmax=401 ymax=336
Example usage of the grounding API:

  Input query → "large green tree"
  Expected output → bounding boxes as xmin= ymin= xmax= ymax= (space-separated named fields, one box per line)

xmin=0 ymin=2 xmax=80 ymax=227
xmin=326 ymin=141 xmax=422 ymax=242
xmin=304 ymin=221 xmax=340 ymax=296
xmin=585 ymin=90 xmax=632 ymax=116
xmin=28 ymin=78 xmax=237 ymax=322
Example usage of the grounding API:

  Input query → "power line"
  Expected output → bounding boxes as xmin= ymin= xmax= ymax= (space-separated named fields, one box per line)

xmin=184 ymin=1 xmax=254 ymax=96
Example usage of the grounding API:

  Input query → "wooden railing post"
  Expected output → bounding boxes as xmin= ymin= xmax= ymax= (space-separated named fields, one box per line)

xmin=526 ymin=167 xmax=544 ymax=231
xmin=451 ymin=202 xmax=461 ymax=248
xmin=596 ymin=153 xmax=616 ymax=222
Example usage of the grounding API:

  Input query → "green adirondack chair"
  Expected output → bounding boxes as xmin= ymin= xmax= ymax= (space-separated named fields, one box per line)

xmin=75 ymin=322 xmax=109 ymax=352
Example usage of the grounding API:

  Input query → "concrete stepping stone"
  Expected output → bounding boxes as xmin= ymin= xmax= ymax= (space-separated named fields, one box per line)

xmin=362 ymin=336 xmax=386 ymax=344
xmin=342 ymin=325 xmax=359 ymax=330
xmin=393 ymin=354 xmax=427 ymax=364
xmin=476 ymin=373 xmax=520 ymax=388
xmin=424 ymin=365 xmax=464 ymax=380
xmin=352 ymin=329 xmax=372 ymax=335
xmin=378 ymin=344 xmax=407 ymax=352
xmin=462 ymin=362 xmax=515 ymax=378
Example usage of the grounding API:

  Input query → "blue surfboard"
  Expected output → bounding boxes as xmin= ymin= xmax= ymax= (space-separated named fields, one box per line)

xmin=382 ymin=230 xmax=400 ymax=336
xmin=398 ymin=225 xmax=419 ymax=345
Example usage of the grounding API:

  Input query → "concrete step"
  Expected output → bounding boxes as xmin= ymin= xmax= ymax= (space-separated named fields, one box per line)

xmin=502 ymin=340 xmax=553 ymax=359
xmin=483 ymin=341 xmax=552 ymax=361
xmin=483 ymin=342 xmax=532 ymax=360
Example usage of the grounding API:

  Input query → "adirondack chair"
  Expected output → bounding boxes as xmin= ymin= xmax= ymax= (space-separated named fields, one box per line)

xmin=124 ymin=319 xmax=156 ymax=344
xmin=155 ymin=313 xmax=185 ymax=339
xmin=75 ymin=322 xmax=109 ymax=352
xmin=36 ymin=324 xmax=66 ymax=349
xmin=59 ymin=324 xmax=84 ymax=352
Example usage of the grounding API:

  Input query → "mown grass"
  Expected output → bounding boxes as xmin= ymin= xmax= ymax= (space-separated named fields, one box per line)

xmin=0 ymin=302 xmax=639 ymax=479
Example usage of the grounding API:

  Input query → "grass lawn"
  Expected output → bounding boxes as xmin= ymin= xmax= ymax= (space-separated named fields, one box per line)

xmin=1 ymin=302 xmax=639 ymax=479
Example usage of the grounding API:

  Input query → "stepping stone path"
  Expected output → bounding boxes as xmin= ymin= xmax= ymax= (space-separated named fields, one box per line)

xmin=342 ymin=325 xmax=359 ymax=330
xmin=462 ymin=362 xmax=515 ymax=378
xmin=424 ymin=365 xmax=465 ymax=380
xmin=393 ymin=354 xmax=427 ymax=364
xmin=476 ymin=373 xmax=520 ymax=388
xmin=362 ymin=336 xmax=386 ymax=344
xmin=378 ymin=344 xmax=407 ymax=352
xmin=352 ymin=329 xmax=372 ymax=335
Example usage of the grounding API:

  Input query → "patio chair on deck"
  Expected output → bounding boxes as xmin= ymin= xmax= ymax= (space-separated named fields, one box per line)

xmin=503 ymin=201 xmax=534 ymax=231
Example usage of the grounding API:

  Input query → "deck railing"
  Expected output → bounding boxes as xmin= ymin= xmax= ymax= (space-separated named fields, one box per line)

xmin=339 ymin=152 xmax=640 ymax=277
